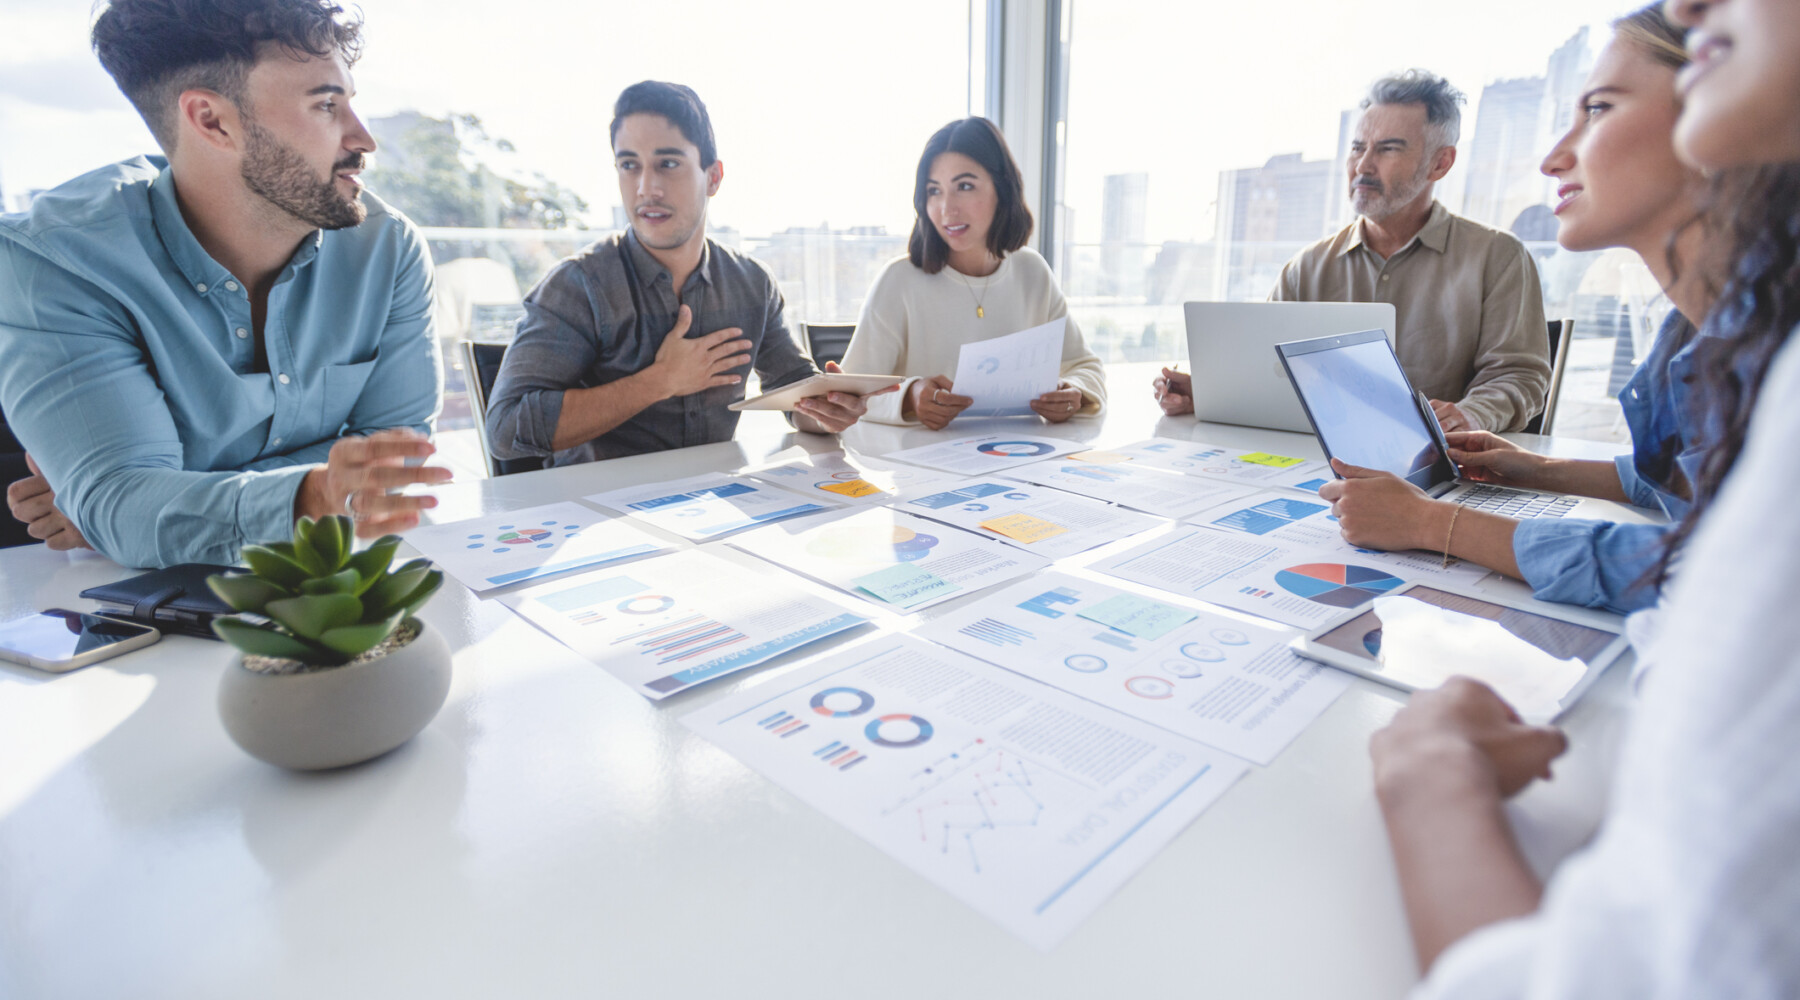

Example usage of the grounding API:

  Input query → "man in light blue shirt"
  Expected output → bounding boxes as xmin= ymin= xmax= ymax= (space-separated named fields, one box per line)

xmin=0 ymin=0 xmax=446 ymax=568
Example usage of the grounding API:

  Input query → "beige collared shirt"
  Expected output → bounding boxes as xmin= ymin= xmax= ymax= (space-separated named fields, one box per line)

xmin=1272 ymin=201 xmax=1550 ymax=431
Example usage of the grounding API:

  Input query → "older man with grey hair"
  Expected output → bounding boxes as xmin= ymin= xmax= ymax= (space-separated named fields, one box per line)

xmin=1157 ymin=70 xmax=1549 ymax=433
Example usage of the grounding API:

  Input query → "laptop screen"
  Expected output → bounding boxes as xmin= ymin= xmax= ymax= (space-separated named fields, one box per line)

xmin=1277 ymin=330 xmax=1456 ymax=490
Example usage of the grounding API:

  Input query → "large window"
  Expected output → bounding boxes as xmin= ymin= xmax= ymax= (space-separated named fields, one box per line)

xmin=1 ymin=0 xmax=974 ymax=431
xmin=1054 ymin=0 xmax=1666 ymax=441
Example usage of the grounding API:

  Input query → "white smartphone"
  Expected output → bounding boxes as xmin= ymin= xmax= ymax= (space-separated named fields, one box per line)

xmin=0 ymin=609 xmax=162 ymax=673
xmin=1291 ymin=583 xmax=1628 ymax=721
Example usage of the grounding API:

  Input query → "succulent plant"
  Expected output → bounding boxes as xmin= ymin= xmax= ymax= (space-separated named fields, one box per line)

xmin=207 ymin=515 xmax=443 ymax=666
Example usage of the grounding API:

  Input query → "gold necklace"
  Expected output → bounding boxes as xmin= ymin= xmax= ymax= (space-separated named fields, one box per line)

xmin=955 ymin=265 xmax=993 ymax=319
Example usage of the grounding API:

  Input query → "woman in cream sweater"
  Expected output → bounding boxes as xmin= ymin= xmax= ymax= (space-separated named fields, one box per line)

xmin=841 ymin=117 xmax=1106 ymax=428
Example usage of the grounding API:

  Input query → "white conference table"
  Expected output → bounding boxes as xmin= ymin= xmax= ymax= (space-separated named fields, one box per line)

xmin=0 ymin=363 xmax=1647 ymax=999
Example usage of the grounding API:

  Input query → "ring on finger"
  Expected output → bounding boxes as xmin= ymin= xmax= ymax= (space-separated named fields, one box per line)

xmin=933 ymin=388 xmax=945 ymax=405
xmin=343 ymin=489 xmax=368 ymax=524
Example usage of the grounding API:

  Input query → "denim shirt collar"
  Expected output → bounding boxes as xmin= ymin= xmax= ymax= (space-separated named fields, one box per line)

xmin=148 ymin=163 xmax=323 ymax=298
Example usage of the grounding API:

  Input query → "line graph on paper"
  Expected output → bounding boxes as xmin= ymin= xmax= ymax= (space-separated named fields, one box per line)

xmin=880 ymin=741 xmax=1080 ymax=875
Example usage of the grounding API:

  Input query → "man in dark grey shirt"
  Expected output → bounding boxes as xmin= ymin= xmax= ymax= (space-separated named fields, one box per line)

xmin=487 ymin=81 xmax=881 ymax=466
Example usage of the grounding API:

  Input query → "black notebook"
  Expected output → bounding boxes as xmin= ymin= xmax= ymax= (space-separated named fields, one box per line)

xmin=80 ymin=563 xmax=247 ymax=640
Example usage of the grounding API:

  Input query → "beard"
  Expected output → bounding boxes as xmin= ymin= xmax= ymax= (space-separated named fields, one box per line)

xmin=240 ymin=118 xmax=367 ymax=231
xmin=1349 ymin=156 xmax=1435 ymax=221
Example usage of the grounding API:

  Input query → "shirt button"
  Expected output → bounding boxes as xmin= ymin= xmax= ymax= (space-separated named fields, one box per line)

xmin=195 ymin=282 xmax=207 ymax=293
xmin=235 ymin=328 xmax=249 ymax=339
xmin=271 ymin=437 xmax=282 ymax=447
xmin=278 ymin=374 xmax=291 ymax=385
xmin=1380 ymin=275 xmax=1391 ymax=282
xmin=225 ymin=280 xmax=240 ymax=292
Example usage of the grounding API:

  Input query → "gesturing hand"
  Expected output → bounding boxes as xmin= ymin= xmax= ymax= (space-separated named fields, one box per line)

xmin=650 ymin=304 xmax=751 ymax=398
xmin=1153 ymin=367 xmax=1194 ymax=416
xmin=303 ymin=428 xmax=452 ymax=538
xmin=5 ymin=454 xmax=91 ymax=551
xmin=908 ymin=375 xmax=972 ymax=430
xmin=1030 ymin=382 xmax=1085 ymax=423
xmin=793 ymin=361 xmax=899 ymax=434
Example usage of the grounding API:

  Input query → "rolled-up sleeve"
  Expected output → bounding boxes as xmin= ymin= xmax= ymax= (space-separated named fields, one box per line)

xmin=484 ymin=261 xmax=601 ymax=460
xmin=1457 ymin=243 xmax=1550 ymax=432
xmin=1512 ymin=516 xmax=1669 ymax=614
xmin=0 ymin=246 xmax=311 ymax=568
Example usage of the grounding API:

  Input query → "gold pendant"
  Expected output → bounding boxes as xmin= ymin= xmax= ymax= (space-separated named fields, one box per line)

xmin=977 ymin=306 xmax=984 ymax=319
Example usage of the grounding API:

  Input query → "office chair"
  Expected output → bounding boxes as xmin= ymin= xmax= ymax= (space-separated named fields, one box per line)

xmin=0 ymin=408 xmax=32 ymax=549
xmin=803 ymin=323 xmax=856 ymax=368
xmin=461 ymin=340 xmax=548 ymax=478
xmin=1523 ymin=318 xmax=1575 ymax=436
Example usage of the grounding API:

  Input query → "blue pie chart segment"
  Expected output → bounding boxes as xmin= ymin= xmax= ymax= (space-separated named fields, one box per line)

xmin=1274 ymin=563 xmax=1404 ymax=609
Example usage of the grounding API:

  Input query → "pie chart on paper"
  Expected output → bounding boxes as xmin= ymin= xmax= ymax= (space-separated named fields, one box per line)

xmin=1274 ymin=563 xmax=1404 ymax=608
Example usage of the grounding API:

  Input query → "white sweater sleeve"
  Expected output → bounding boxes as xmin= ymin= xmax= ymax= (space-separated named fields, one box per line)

xmin=843 ymin=259 xmax=919 ymax=425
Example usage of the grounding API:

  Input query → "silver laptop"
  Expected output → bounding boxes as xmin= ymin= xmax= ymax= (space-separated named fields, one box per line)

xmin=1183 ymin=301 xmax=1397 ymax=432
xmin=1275 ymin=328 xmax=1607 ymax=520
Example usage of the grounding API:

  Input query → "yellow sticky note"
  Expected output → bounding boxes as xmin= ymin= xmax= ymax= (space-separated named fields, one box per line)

xmin=979 ymin=513 xmax=1069 ymax=543
xmin=1239 ymin=452 xmax=1305 ymax=468
xmin=1068 ymin=450 xmax=1133 ymax=465
xmin=820 ymin=478 xmax=882 ymax=498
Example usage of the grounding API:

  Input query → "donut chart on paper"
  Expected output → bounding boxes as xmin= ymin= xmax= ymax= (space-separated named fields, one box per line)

xmin=865 ymin=713 xmax=934 ymax=748
xmin=977 ymin=441 xmax=1055 ymax=458
xmin=810 ymin=687 xmax=876 ymax=718
xmin=1274 ymin=563 xmax=1404 ymax=608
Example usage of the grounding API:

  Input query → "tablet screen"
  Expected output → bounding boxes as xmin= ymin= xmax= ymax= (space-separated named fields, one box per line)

xmin=1281 ymin=335 xmax=1450 ymax=486
xmin=1312 ymin=586 xmax=1618 ymax=715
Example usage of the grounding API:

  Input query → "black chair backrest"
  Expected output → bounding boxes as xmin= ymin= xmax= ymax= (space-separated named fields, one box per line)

xmin=462 ymin=340 xmax=546 ymax=478
xmin=0 ymin=406 xmax=32 ymax=549
xmin=804 ymin=323 xmax=856 ymax=368
xmin=1522 ymin=319 xmax=1574 ymax=435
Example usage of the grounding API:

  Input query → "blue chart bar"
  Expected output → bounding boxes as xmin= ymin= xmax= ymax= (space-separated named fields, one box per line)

xmin=779 ymin=723 xmax=810 ymax=738
xmin=839 ymin=756 xmax=867 ymax=771
xmin=1215 ymin=498 xmax=1329 ymax=535
xmin=760 ymin=711 xmax=794 ymax=730
xmin=1092 ymin=631 xmax=1137 ymax=651
xmin=960 ymin=618 xmax=1034 ymax=647
xmin=814 ymin=741 xmax=844 ymax=757
xmin=1018 ymin=587 xmax=1082 ymax=619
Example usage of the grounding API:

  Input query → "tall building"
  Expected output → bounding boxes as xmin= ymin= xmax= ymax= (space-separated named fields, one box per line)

xmin=1461 ymin=76 xmax=1548 ymax=230
xmin=1100 ymin=173 xmax=1148 ymax=299
xmin=1538 ymin=28 xmax=1594 ymax=159
xmin=1214 ymin=153 xmax=1335 ymax=300
xmin=1324 ymin=108 xmax=1355 ymax=232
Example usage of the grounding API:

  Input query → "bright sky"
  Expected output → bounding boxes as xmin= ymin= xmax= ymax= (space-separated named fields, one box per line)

xmin=1 ymin=0 xmax=1642 ymax=242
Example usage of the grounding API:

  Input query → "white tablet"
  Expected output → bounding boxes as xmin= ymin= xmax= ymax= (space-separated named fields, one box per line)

xmin=1291 ymin=582 xmax=1628 ymax=720
xmin=728 ymin=373 xmax=904 ymax=411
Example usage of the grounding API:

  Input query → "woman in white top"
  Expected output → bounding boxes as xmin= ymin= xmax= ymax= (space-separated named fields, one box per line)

xmin=1373 ymin=0 xmax=1800 ymax=995
xmin=841 ymin=117 xmax=1106 ymax=428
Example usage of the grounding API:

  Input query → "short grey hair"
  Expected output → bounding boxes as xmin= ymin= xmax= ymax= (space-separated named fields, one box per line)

xmin=1360 ymin=69 xmax=1465 ymax=151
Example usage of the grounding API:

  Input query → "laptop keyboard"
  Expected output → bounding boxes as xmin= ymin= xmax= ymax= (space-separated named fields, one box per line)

xmin=1452 ymin=484 xmax=1581 ymax=519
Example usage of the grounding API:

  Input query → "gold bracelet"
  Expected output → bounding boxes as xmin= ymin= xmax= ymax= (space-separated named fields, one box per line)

xmin=1441 ymin=504 xmax=1463 ymax=568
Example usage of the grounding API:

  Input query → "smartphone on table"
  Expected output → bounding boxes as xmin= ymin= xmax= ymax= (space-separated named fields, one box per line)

xmin=0 ymin=609 xmax=162 ymax=673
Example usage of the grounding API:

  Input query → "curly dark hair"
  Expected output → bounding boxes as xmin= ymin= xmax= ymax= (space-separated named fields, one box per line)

xmin=91 ymin=0 xmax=363 ymax=153
xmin=1656 ymin=163 xmax=1800 ymax=584
xmin=908 ymin=118 xmax=1033 ymax=275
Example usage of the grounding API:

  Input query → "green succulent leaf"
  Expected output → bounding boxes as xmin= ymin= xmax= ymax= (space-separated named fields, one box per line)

xmin=242 ymin=544 xmax=311 ymax=590
xmin=214 ymin=618 xmax=337 ymax=662
xmin=363 ymin=559 xmax=430 ymax=618
xmin=306 ymin=515 xmax=348 ymax=574
xmin=207 ymin=573 xmax=290 ymax=613
xmin=265 ymin=593 xmax=363 ymax=641
xmin=291 ymin=518 xmax=334 ymax=576
xmin=318 ymin=612 xmax=405 ymax=657
xmin=299 ymin=568 xmax=361 ymax=596
xmin=346 ymin=535 xmax=403 ymax=594
xmin=397 ymin=569 xmax=444 ymax=619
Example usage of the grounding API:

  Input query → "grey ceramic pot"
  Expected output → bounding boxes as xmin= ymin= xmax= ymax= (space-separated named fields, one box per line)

xmin=217 ymin=620 xmax=453 ymax=771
